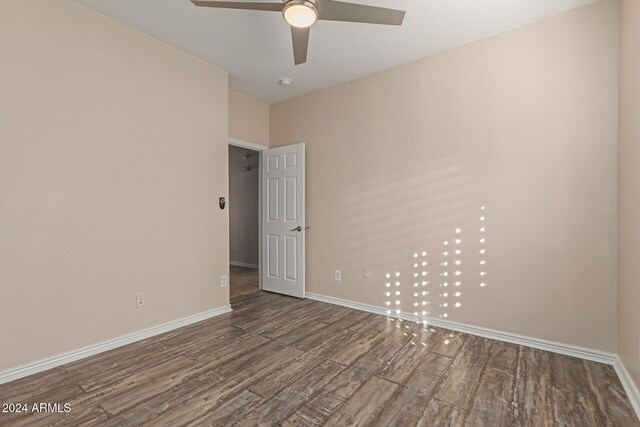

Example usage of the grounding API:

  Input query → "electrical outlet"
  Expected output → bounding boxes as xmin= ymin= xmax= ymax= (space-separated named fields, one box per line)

xmin=220 ymin=275 xmax=228 ymax=287
xmin=135 ymin=293 xmax=145 ymax=309
xmin=334 ymin=270 xmax=342 ymax=282
xmin=362 ymin=266 xmax=371 ymax=279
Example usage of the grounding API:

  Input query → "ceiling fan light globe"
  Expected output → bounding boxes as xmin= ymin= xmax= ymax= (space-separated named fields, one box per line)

xmin=283 ymin=1 xmax=318 ymax=28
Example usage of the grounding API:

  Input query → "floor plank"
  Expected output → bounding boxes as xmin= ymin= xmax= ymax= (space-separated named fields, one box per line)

xmin=551 ymin=386 xmax=602 ymax=426
xmin=324 ymin=376 xmax=399 ymax=426
xmin=100 ymin=371 xmax=225 ymax=426
xmin=238 ymin=360 xmax=344 ymax=426
xmin=465 ymin=365 xmax=514 ymax=426
xmin=375 ymin=352 xmax=453 ymax=426
xmin=434 ymin=335 xmax=493 ymax=410
xmin=550 ymin=352 xmax=591 ymax=394
xmin=249 ymin=325 xmax=362 ymax=400
xmin=377 ymin=337 xmax=431 ymax=384
xmin=81 ymin=355 xmax=196 ymax=416
xmin=282 ymin=412 xmax=319 ymax=427
xmin=184 ymin=389 xmax=263 ymax=427
xmin=419 ymin=399 xmax=466 ymax=427
xmin=582 ymin=359 xmax=640 ymax=426
xmin=294 ymin=365 xmax=376 ymax=425
xmin=427 ymin=328 xmax=468 ymax=357
xmin=513 ymin=346 xmax=554 ymax=426
xmin=486 ymin=340 xmax=519 ymax=374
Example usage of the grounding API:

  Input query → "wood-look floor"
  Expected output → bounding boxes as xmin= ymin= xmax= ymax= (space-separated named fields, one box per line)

xmin=229 ymin=265 xmax=259 ymax=300
xmin=0 ymin=292 xmax=638 ymax=426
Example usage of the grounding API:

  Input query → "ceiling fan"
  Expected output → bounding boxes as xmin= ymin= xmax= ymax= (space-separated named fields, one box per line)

xmin=191 ymin=0 xmax=406 ymax=65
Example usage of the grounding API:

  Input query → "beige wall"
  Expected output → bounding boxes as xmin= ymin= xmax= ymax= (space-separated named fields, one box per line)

xmin=271 ymin=0 xmax=619 ymax=352
xmin=229 ymin=145 xmax=260 ymax=266
xmin=618 ymin=0 xmax=640 ymax=387
xmin=0 ymin=0 xmax=229 ymax=371
xmin=229 ymin=90 xmax=269 ymax=147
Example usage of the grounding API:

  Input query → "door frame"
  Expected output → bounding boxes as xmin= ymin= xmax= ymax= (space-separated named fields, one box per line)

xmin=229 ymin=137 xmax=267 ymax=291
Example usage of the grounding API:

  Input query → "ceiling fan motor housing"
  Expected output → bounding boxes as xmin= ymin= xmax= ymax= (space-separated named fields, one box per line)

xmin=283 ymin=0 xmax=319 ymax=28
xmin=284 ymin=0 xmax=318 ymax=8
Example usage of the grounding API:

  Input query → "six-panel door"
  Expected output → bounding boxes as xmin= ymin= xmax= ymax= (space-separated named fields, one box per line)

xmin=261 ymin=143 xmax=305 ymax=298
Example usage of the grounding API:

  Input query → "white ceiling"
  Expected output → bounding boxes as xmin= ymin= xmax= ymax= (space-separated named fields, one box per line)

xmin=73 ymin=0 xmax=597 ymax=103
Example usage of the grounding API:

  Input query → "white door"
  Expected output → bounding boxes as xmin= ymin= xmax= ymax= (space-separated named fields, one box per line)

xmin=261 ymin=143 xmax=305 ymax=298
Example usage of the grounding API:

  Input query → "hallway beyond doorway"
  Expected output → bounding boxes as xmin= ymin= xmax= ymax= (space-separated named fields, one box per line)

xmin=230 ymin=265 xmax=259 ymax=300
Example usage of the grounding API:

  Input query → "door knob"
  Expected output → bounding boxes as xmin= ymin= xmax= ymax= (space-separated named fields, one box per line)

xmin=290 ymin=226 xmax=310 ymax=232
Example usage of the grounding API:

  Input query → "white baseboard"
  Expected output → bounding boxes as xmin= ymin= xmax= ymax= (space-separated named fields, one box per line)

xmin=230 ymin=261 xmax=259 ymax=270
xmin=306 ymin=292 xmax=616 ymax=365
xmin=613 ymin=356 xmax=640 ymax=419
xmin=0 ymin=304 xmax=232 ymax=385
xmin=307 ymin=292 xmax=390 ymax=317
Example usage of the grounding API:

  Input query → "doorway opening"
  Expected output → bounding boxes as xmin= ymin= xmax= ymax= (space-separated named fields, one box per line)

xmin=229 ymin=143 xmax=261 ymax=301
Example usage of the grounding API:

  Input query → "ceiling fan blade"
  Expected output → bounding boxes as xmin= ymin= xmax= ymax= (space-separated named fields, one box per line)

xmin=191 ymin=0 xmax=284 ymax=12
xmin=317 ymin=0 xmax=405 ymax=25
xmin=291 ymin=26 xmax=310 ymax=65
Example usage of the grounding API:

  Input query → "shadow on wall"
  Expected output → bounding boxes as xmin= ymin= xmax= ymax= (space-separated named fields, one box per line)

xmin=383 ymin=205 xmax=488 ymax=322
xmin=306 ymin=147 xmax=491 ymax=322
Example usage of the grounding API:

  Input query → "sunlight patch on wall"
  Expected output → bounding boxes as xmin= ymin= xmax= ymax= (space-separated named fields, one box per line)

xmin=382 ymin=205 xmax=489 ymax=327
